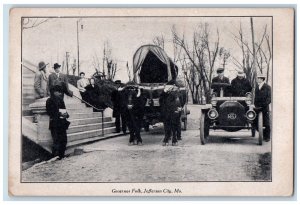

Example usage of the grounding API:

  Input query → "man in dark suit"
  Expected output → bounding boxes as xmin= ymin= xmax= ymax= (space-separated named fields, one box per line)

xmin=231 ymin=71 xmax=252 ymax=97
xmin=111 ymin=80 xmax=127 ymax=134
xmin=85 ymin=78 xmax=102 ymax=111
xmin=47 ymin=63 xmax=73 ymax=98
xmin=46 ymin=85 xmax=70 ymax=159
xmin=254 ymin=74 xmax=271 ymax=142
xmin=211 ymin=67 xmax=230 ymax=97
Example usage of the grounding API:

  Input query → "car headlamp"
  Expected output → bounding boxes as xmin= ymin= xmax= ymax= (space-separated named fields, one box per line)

xmin=208 ymin=109 xmax=218 ymax=120
xmin=246 ymin=110 xmax=256 ymax=120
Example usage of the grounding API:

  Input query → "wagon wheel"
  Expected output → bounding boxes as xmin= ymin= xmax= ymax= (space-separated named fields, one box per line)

xmin=200 ymin=111 xmax=206 ymax=145
xmin=258 ymin=112 xmax=263 ymax=145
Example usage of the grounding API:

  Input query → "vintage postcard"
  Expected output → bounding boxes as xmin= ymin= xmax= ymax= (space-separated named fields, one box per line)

xmin=9 ymin=8 xmax=294 ymax=196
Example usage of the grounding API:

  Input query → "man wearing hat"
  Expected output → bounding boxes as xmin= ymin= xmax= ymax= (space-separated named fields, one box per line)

xmin=211 ymin=67 xmax=230 ymax=97
xmin=254 ymin=74 xmax=271 ymax=142
xmin=111 ymin=80 xmax=127 ymax=134
xmin=34 ymin=61 xmax=49 ymax=99
xmin=46 ymin=84 xmax=70 ymax=159
xmin=47 ymin=63 xmax=73 ymax=98
xmin=230 ymin=70 xmax=252 ymax=97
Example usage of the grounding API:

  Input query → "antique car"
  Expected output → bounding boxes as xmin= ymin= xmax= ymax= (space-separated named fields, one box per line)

xmin=200 ymin=83 xmax=264 ymax=145
xmin=132 ymin=44 xmax=190 ymax=130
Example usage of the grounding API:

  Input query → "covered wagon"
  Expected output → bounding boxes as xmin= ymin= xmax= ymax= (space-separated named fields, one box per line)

xmin=132 ymin=44 xmax=189 ymax=130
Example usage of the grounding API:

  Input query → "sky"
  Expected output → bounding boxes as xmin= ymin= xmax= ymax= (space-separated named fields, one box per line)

xmin=22 ymin=16 xmax=272 ymax=82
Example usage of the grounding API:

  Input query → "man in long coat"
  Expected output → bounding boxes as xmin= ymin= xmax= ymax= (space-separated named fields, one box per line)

xmin=254 ymin=74 xmax=272 ymax=142
xmin=111 ymin=80 xmax=127 ymax=134
xmin=230 ymin=71 xmax=252 ymax=97
xmin=47 ymin=63 xmax=73 ymax=98
xmin=46 ymin=85 xmax=70 ymax=159
xmin=211 ymin=67 xmax=230 ymax=97
xmin=85 ymin=78 xmax=102 ymax=111
xmin=34 ymin=61 xmax=49 ymax=99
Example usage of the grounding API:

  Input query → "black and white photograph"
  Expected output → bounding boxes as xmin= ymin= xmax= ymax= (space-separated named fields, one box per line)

xmin=8 ymin=8 xmax=294 ymax=196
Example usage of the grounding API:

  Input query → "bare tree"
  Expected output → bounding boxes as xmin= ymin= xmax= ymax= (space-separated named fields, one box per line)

xmin=153 ymin=34 xmax=165 ymax=49
xmin=92 ymin=51 xmax=102 ymax=74
xmin=22 ymin=18 xmax=49 ymax=30
xmin=126 ymin=61 xmax=132 ymax=82
xmin=256 ymin=34 xmax=272 ymax=83
xmin=106 ymin=60 xmax=117 ymax=81
xmin=172 ymin=23 xmax=220 ymax=104
xmin=231 ymin=19 xmax=270 ymax=88
xmin=91 ymin=41 xmax=118 ymax=81
xmin=218 ymin=47 xmax=231 ymax=69
xmin=71 ymin=59 xmax=77 ymax=76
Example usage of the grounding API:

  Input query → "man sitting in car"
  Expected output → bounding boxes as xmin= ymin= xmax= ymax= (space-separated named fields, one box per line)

xmin=230 ymin=71 xmax=252 ymax=97
xmin=211 ymin=67 xmax=230 ymax=97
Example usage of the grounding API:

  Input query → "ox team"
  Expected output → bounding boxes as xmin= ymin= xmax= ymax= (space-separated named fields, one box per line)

xmin=35 ymin=61 xmax=271 ymax=158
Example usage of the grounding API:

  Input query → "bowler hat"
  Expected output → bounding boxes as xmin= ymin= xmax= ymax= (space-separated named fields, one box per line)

xmin=216 ymin=67 xmax=224 ymax=73
xmin=237 ymin=71 xmax=245 ymax=77
xmin=115 ymin=80 xmax=121 ymax=84
xmin=53 ymin=63 xmax=61 ymax=70
xmin=257 ymin=73 xmax=266 ymax=80
xmin=38 ymin=61 xmax=48 ymax=71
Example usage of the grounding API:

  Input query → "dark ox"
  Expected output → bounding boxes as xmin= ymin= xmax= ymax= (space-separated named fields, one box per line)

xmin=159 ymin=86 xmax=183 ymax=146
xmin=120 ymin=85 xmax=146 ymax=145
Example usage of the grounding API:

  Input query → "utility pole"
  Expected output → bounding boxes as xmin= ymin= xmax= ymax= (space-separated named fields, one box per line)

xmin=103 ymin=47 xmax=106 ymax=78
xmin=250 ymin=17 xmax=257 ymax=102
xmin=76 ymin=19 xmax=80 ymax=76
xmin=66 ymin=52 xmax=70 ymax=75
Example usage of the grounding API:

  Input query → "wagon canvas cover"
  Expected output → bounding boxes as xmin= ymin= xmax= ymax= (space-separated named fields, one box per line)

xmin=133 ymin=45 xmax=178 ymax=84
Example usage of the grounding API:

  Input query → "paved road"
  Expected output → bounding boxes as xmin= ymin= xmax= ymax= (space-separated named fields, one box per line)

xmin=22 ymin=105 xmax=271 ymax=182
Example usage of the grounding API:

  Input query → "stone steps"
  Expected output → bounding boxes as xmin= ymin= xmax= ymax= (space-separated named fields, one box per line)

xmin=22 ymin=93 xmax=35 ymax=99
xmin=67 ymin=127 xmax=116 ymax=142
xmin=21 ymin=62 xmax=117 ymax=154
xmin=66 ymin=107 xmax=94 ymax=114
xmin=69 ymin=116 xmax=112 ymax=126
xmin=67 ymin=121 xmax=115 ymax=134
xmin=69 ymin=112 xmax=103 ymax=119
xmin=65 ymin=103 xmax=87 ymax=109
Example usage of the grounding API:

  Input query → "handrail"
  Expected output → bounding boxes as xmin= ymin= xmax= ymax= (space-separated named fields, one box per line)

xmin=72 ymin=94 xmax=104 ymax=112
xmin=22 ymin=63 xmax=36 ymax=73
xmin=72 ymin=94 xmax=104 ymax=136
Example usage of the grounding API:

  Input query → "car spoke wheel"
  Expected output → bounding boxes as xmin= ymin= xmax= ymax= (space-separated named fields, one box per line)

xmin=258 ymin=112 xmax=263 ymax=145
xmin=182 ymin=118 xmax=187 ymax=131
xmin=251 ymin=126 xmax=256 ymax=137
xmin=200 ymin=111 xmax=206 ymax=145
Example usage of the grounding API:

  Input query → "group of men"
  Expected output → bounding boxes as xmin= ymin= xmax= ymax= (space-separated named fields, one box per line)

xmin=33 ymin=60 xmax=271 ymax=158
xmin=34 ymin=61 xmax=106 ymax=159
xmin=211 ymin=67 xmax=271 ymax=142
xmin=34 ymin=62 xmax=73 ymax=160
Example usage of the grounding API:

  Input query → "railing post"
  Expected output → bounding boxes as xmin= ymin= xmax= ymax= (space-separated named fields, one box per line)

xmin=102 ymin=110 xmax=104 ymax=136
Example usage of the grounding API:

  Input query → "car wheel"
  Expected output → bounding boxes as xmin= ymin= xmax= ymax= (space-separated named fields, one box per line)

xmin=258 ymin=112 xmax=263 ymax=145
xmin=182 ymin=117 xmax=187 ymax=131
xmin=200 ymin=111 xmax=206 ymax=145
xmin=251 ymin=127 xmax=256 ymax=137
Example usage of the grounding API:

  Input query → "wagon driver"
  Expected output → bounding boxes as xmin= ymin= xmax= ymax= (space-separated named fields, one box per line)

xmin=211 ymin=67 xmax=230 ymax=97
